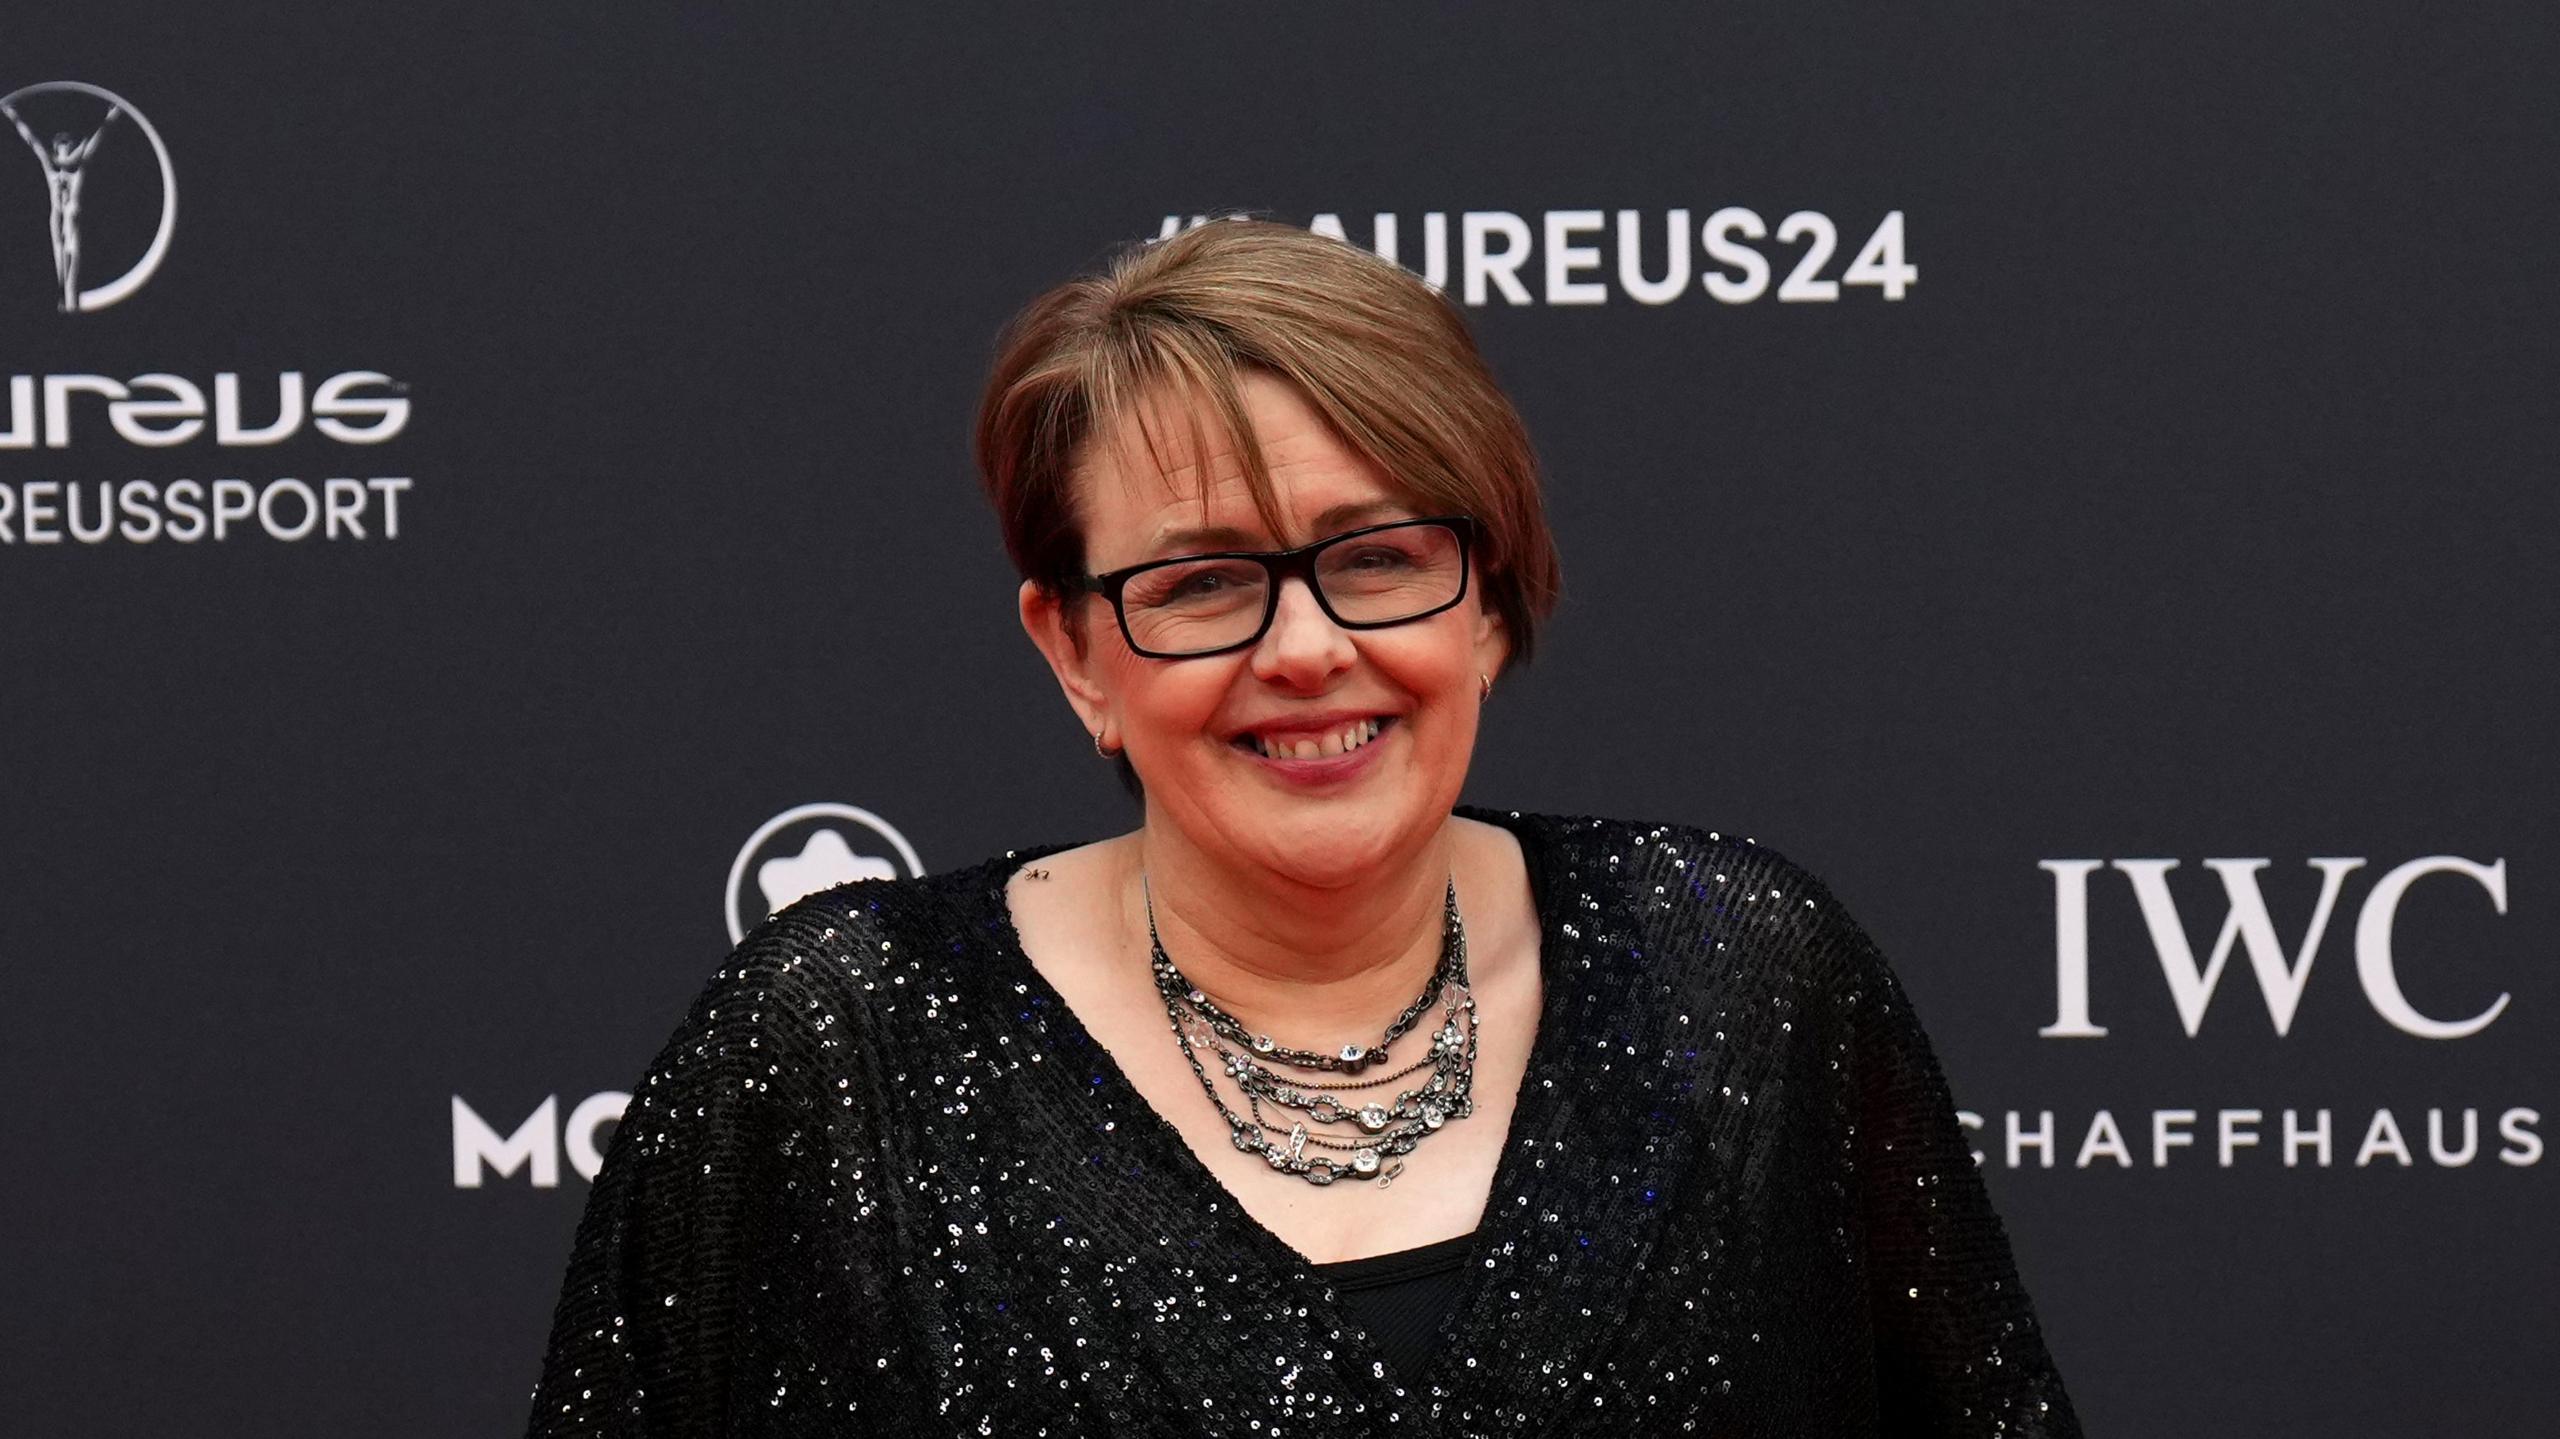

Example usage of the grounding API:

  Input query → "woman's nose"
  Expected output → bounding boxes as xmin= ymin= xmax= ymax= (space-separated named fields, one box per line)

xmin=1249 ymin=576 xmax=1356 ymax=687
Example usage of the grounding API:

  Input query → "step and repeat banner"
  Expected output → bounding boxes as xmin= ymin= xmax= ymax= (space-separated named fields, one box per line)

xmin=5 ymin=5 xmax=2551 ymax=1435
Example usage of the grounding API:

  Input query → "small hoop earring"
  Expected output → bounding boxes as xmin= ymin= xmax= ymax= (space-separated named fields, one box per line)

xmin=1479 ymin=672 xmax=1493 ymax=703
xmin=1093 ymin=730 xmax=1112 ymax=758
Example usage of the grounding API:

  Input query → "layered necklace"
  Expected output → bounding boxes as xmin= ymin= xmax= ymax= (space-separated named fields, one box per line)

xmin=1144 ymin=874 xmax=1479 ymax=1188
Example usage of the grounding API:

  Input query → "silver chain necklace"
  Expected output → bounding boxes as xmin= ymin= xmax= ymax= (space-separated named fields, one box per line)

xmin=1144 ymin=874 xmax=1480 ymax=1188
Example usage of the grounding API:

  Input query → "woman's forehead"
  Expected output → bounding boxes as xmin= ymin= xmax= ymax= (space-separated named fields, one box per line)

xmin=1084 ymin=459 xmax=1417 ymax=557
xmin=1083 ymin=374 xmax=1317 ymax=485
xmin=1077 ymin=384 xmax=1415 ymax=553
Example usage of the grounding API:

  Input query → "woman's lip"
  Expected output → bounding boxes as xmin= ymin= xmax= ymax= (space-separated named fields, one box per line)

xmin=1230 ymin=716 xmax=1394 ymax=779
xmin=1227 ymin=712 xmax=1394 ymax=746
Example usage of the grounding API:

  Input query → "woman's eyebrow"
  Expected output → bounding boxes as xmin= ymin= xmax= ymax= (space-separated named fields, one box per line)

xmin=1145 ymin=501 xmax=1411 ymax=557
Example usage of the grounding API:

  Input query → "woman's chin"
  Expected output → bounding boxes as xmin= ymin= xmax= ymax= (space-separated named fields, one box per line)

xmin=1219 ymin=807 xmax=1420 ymax=889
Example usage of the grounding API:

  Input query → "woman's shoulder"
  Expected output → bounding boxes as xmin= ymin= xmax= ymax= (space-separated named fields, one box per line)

xmin=705 ymin=834 xmax=1097 ymax=1019
xmin=771 ymin=830 xmax=1099 ymax=937
xmin=1461 ymin=803 xmax=1843 ymax=907
xmin=1462 ymin=804 xmax=1887 ymax=992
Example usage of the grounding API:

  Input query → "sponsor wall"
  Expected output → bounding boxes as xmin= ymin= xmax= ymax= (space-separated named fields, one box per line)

xmin=5 ymin=5 xmax=2551 ymax=1435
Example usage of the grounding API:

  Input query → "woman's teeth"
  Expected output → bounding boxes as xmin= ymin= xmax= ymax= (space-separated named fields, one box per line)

xmin=1244 ymin=716 xmax=1384 ymax=760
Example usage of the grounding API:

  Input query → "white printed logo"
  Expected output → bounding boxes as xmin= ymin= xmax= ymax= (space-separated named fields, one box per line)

xmin=2 ymin=81 xmax=175 ymax=313
xmin=1958 ymin=851 xmax=2544 ymax=1176
xmin=724 ymin=803 xmax=924 ymax=944
xmin=1159 ymin=208 xmax=1915 ymax=306
xmin=2039 ymin=854 xmax=2513 ymax=1040
xmin=452 ymin=1093 xmax=628 ymax=1188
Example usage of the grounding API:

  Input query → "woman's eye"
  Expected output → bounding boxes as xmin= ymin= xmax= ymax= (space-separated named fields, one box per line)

xmin=1142 ymin=566 xmax=1251 ymax=606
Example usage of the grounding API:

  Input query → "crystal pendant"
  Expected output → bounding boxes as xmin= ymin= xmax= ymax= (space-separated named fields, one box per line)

xmin=1338 ymin=1043 xmax=1364 ymax=1065
xmin=1252 ymin=1034 xmax=1276 ymax=1054
xmin=1351 ymin=1149 xmax=1381 ymax=1175
xmin=1356 ymin=1105 xmax=1390 ymax=1132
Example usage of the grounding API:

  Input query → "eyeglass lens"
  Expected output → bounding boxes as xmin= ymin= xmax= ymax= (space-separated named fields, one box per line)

xmin=1120 ymin=523 xmax=1465 ymax=656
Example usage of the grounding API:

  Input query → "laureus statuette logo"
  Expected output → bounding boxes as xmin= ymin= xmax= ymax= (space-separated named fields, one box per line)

xmin=1 ymin=81 xmax=176 ymax=313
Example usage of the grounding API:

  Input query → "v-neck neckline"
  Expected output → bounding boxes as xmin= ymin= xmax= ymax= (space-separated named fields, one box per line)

xmin=977 ymin=805 xmax=1579 ymax=1406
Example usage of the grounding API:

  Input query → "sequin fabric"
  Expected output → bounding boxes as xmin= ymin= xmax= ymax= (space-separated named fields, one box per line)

xmin=525 ymin=807 xmax=2082 ymax=1436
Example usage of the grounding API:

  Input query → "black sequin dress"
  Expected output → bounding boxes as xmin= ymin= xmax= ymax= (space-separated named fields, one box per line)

xmin=525 ymin=807 xmax=2082 ymax=1436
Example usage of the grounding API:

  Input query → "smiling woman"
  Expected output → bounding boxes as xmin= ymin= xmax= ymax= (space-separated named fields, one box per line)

xmin=1016 ymin=370 xmax=1510 ymax=902
xmin=523 ymin=220 xmax=2084 ymax=1437
xmin=980 ymin=219 xmax=1562 ymax=822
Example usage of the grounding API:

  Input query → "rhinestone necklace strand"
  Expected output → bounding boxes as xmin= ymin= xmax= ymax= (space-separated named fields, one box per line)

xmin=1145 ymin=874 xmax=1480 ymax=1187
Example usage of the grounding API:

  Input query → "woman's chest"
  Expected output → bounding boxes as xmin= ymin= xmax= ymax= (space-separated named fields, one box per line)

xmin=869 ymin=923 xmax=1868 ymax=1435
xmin=1075 ymin=927 xmax=1545 ymax=1264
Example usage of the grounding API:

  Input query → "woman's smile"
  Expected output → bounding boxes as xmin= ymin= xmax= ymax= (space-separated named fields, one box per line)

xmin=1228 ymin=714 xmax=1399 ymax=784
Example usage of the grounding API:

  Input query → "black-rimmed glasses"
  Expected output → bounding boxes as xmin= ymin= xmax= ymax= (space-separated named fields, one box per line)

xmin=1075 ymin=515 xmax=1477 ymax=659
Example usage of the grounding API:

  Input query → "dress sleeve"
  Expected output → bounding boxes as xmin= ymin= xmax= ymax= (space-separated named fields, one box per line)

xmin=1826 ymin=889 xmax=2085 ymax=1437
xmin=522 ymin=910 xmax=921 ymax=1435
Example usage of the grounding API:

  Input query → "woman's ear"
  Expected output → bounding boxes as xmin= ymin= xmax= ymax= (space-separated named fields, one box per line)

xmin=1019 ymin=579 xmax=1114 ymax=737
xmin=1471 ymin=599 xmax=1513 ymax=688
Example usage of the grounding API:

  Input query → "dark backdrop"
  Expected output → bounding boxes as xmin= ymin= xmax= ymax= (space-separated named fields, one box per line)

xmin=4 ymin=4 xmax=2552 ymax=1434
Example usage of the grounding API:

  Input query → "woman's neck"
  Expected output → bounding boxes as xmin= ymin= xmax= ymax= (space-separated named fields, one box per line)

xmin=1118 ymin=818 xmax=1460 ymax=1051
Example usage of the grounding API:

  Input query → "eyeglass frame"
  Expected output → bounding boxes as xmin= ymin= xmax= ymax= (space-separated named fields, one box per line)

xmin=1072 ymin=514 xmax=1480 ymax=660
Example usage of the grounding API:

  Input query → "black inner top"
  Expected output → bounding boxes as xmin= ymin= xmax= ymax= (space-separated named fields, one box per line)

xmin=1310 ymin=1229 xmax=1481 ymax=1384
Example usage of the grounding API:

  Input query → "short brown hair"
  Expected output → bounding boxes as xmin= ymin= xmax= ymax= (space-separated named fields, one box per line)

xmin=974 ymin=219 xmax=1562 ymax=664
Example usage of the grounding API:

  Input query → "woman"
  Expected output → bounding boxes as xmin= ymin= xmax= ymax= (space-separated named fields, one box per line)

xmin=525 ymin=220 xmax=2082 ymax=1436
